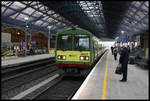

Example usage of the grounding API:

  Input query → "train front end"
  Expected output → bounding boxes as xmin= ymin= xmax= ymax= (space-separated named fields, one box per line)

xmin=55 ymin=28 xmax=93 ymax=74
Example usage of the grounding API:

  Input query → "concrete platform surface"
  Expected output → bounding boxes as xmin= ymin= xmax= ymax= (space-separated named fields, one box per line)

xmin=1 ymin=53 xmax=55 ymax=67
xmin=72 ymin=50 xmax=149 ymax=99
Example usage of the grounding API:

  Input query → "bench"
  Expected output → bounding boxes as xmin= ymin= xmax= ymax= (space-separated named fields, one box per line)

xmin=135 ymin=58 xmax=148 ymax=69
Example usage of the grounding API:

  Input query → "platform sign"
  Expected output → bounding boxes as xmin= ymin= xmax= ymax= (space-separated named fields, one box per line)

xmin=51 ymin=40 xmax=56 ymax=43
xmin=22 ymin=41 xmax=26 ymax=50
xmin=30 ymin=41 xmax=36 ymax=45
xmin=136 ymin=35 xmax=140 ymax=43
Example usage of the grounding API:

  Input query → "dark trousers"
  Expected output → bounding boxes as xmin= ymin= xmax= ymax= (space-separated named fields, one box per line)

xmin=114 ymin=53 xmax=117 ymax=60
xmin=122 ymin=63 xmax=128 ymax=80
xmin=111 ymin=50 xmax=113 ymax=55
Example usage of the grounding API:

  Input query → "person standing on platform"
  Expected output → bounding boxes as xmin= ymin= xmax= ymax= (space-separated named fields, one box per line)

xmin=111 ymin=46 xmax=114 ymax=55
xmin=114 ymin=47 xmax=118 ymax=60
xmin=119 ymin=45 xmax=129 ymax=82
xmin=127 ymin=45 xmax=131 ymax=54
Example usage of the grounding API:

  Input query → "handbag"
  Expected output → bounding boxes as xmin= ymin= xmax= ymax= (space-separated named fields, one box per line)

xmin=115 ymin=63 xmax=122 ymax=74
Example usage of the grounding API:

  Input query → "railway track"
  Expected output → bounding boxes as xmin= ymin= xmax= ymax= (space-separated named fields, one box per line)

xmin=2 ymin=51 xmax=107 ymax=100
xmin=2 ymin=57 xmax=55 ymax=81
xmin=33 ymin=76 xmax=85 ymax=100
xmin=31 ymin=51 xmax=107 ymax=100
xmin=1 ymin=57 xmax=61 ymax=99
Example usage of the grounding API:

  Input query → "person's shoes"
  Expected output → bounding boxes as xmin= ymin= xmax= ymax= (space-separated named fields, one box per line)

xmin=119 ymin=79 xmax=127 ymax=82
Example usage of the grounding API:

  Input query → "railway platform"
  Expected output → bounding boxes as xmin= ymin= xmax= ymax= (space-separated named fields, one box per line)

xmin=72 ymin=50 xmax=149 ymax=99
xmin=1 ymin=53 xmax=55 ymax=67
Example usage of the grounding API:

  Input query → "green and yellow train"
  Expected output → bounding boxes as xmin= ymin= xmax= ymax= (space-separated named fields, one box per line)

xmin=55 ymin=28 xmax=105 ymax=76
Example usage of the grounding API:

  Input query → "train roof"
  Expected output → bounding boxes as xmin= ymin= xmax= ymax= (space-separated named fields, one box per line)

xmin=56 ymin=27 xmax=92 ymax=35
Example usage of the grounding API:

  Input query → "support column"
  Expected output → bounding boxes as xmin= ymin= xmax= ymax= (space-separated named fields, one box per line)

xmin=25 ymin=30 xmax=27 ymax=57
xmin=29 ymin=31 xmax=32 ymax=49
xmin=48 ymin=31 xmax=50 ymax=53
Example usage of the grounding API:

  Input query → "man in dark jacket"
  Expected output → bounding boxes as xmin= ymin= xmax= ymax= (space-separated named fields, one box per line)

xmin=111 ymin=46 xmax=114 ymax=55
xmin=119 ymin=45 xmax=129 ymax=82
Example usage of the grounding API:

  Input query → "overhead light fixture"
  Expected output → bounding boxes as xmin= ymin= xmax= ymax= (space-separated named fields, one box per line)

xmin=24 ymin=17 xmax=29 ymax=21
xmin=121 ymin=31 xmax=124 ymax=34
xmin=47 ymin=26 xmax=52 ymax=29
xmin=17 ymin=32 xmax=20 ymax=35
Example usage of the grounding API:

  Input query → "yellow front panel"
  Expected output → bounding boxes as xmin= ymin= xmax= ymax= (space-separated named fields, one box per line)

xmin=56 ymin=51 xmax=90 ymax=62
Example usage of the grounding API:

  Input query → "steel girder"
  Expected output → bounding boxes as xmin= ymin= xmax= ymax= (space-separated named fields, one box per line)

xmin=40 ymin=1 xmax=104 ymax=38
xmin=101 ymin=1 xmax=129 ymax=38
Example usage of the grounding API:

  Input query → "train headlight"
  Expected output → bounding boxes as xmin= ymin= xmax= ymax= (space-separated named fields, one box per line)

xmin=57 ymin=55 xmax=61 ymax=59
xmin=80 ymin=56 xmax=84 ymax=60
xmin=62 ymin=55 xmax=66 ymax=60
xmin=85 ymin=56 xmax=89 ymax=60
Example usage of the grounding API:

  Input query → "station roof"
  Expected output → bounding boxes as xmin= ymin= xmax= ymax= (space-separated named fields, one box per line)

xmin=1 ymin=1 xmax=149 ymax=41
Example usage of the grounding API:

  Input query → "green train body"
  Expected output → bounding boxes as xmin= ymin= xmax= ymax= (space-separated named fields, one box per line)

xmin=55 ymin=28 xmax=105 ymax=75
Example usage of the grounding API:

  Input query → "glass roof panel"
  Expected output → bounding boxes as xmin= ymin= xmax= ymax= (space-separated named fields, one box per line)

xmin=34 ymin=20 xmax=44 ymax=26
xmin=1 ymin=1 xmax=13 ymax=6
xmin=23 ymin=1 xmax=32 ymax=4
xmin=143 ymin=17 xmax=148 ymax=24
xmin=10 ymin=1 xmax=26 ymax=10
xmin=53 ymin=13 xmax=59 ymax=17
xmin=130 ymin=7 xmax=137 ymax=12
xmin=3 ymin=8 xmax=15 ymax=16
xmin=134 ymin=14 xmax=140 ymax=20
xmin=47 ymin=17 xmax=54 ymax=22
xmin=10 ymin=13 xmax=18 ymax=19
xmin=32 ymin=11 xmax=43 ymax=17
xmin=16 ymin=13 xmax=28 ymax=21
xmin=22 ymin=7 xmax=35 ymax=15
xmin=118 ymin=1 xmax=148 ymax=36
xmin=42 ymin=16 xmax=49 ymax=21
xmin=41 ymin=22 xmax=49 ymax=27
xmin=126 ymin=9 xmax=134 ymax=16
xmin=134 ymin=1 xmax=141 ymax=7
xmin=141 ymin=3 xmax=148 ymax=10
xmin=137 ymin=11 xmax=145 ymax=18
xmin=47 ymin=10 xmax=54 ymax=15
xmin=1 ymin=6 xmax=6 ymax=13
xmin=145 ymin=1 xmax=148 ymax=7
xmin=39 ymin=6 xmax=45 ymax=11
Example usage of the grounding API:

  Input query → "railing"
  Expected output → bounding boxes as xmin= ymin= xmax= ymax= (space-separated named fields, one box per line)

xmin=1 ymin=50 xmax=24 ymax=58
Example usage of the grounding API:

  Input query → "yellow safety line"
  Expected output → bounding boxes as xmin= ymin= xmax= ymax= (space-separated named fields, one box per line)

xmin=101 ymin=52 xmax=109 ymax=99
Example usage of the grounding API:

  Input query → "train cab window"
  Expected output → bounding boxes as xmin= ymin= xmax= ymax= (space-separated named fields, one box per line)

xmin=75 ymin=34 xmax=90 ymax=51
xmin=57 ymin=34 xmax=72 ymax=50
